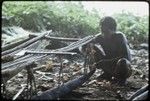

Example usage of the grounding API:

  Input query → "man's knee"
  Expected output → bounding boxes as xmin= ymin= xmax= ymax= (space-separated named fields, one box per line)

xmin=114 ymin=58 xmax=132 ymax=79
xmin=117 ymin=58 xmax=130 ymax=66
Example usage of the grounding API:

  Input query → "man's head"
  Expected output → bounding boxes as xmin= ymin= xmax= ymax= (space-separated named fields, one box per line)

xmin=100 ymin=16 xmax=117 ymax=35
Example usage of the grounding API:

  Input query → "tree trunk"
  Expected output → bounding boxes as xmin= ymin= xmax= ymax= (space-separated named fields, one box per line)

xmin=31 ymin=68 xmax=96 ymax=100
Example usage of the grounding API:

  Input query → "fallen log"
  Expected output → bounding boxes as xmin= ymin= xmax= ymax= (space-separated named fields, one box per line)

xmin=2 ymin=30 xmax=52 ymax=56
xmin=2 ymin=34 xmax=36 ymax=51
xmin=31 ymin=68 xmax=96 ymax=100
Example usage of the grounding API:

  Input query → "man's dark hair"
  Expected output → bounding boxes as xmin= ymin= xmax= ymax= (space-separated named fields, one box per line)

xmin=100 ymin=16 xmax=117 ymax=32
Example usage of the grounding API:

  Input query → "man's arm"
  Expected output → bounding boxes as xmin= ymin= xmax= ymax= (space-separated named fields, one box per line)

xmin=79 ymin=34 xmax=104 ymax=56
xmin=116 ymin=33 xmax=132 ymax=62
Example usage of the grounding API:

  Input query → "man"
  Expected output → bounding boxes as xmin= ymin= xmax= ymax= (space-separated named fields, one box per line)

xmin=82 ymin=16 xmax=132 ymax=85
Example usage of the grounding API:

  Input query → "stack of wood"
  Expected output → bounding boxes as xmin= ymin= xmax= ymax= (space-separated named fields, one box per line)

xmin=1 ymin=28 xmax=100 ymax=100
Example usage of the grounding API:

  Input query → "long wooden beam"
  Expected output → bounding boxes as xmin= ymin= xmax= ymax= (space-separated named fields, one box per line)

xmin=44 ymin=35 xmax=80 ymax=42
xmin=2 ymin=30 xmax=52 ymax=56
xmin=2 ymin=34 xmax=36 ymax=51
xmin=2 ymin=55 xmax=47 ymax=83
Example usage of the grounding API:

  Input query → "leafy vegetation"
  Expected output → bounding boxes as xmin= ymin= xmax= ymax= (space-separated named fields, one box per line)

xmin=113 ymin=12 xmax=148 ymax=43
xmin=2 ymin=1 xmax=148 ymax=43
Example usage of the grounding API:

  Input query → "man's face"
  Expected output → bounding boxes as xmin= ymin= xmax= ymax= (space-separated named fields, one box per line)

xmin=101 ymin=25 xmax=111 ymax=36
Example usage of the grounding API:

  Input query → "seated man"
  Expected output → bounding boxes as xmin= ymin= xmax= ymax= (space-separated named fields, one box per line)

xmin=82 ymin=16 xmax=132 ymax=85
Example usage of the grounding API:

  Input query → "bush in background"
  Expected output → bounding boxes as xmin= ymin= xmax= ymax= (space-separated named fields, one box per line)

xmin=2 ymin=1 xmax=148 ymax=43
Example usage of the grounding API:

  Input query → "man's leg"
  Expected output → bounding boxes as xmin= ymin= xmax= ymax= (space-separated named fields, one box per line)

xmin=113 ymin=58 xmax=132 ymax=85
xmin=96 ymin=60 xmax=115 ymax=81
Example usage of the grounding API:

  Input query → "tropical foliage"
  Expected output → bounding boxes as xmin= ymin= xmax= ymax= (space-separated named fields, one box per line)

xmin=2 ymin=1 xmax=148 ymax=43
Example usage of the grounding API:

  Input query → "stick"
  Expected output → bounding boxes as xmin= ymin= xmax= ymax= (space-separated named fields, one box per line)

xmin=12 ymin=84 xmax=27 ymax=100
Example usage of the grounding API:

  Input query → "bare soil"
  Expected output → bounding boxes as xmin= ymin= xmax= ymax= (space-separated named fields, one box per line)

xmin=1 ymin=48 xmax=148 ymax=100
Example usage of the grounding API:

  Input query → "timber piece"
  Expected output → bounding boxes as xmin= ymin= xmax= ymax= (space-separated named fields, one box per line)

xmin=132 ymin=90 xmax=148 ymax=100
xmin=53 ymin=35 xmax=96 ymax=52
xmin=12 ymin=84 xmax=27 ymax=100
xmin=31 ymin=68 xmax=96 ymax=100
xmin=2 ymin=61 xmax=36 ymax=84
xmin=2 ymin=55 xmax=43 ymax=70
xmin=2 ymin=34 xmax=36 ymax=52
xmin=2 ymin=55 xmax=33 ymax=69
xmin=15 ymin=50 xmax=77 ymax=56
xmin=53 ymin=35 xmax=92 ymax=52
xmin=128 ymin=84 xmax=148 ymax=100
xmin=1 ymin=55 xmax=14 ymax=63
xmin=2 ymin=55 xmax=47 ymax=83
xmin=44 ymin=35 xmax=80 ymax=42
xmin=2 ymin=30 xmax=52 ymax=56
xmin=33 ymin=66 xmax=45 ymax=71
xmin=6 ymin=40 xmax=40 ymax=57
xmin=6 ymin=40 xmax=40 ymax=58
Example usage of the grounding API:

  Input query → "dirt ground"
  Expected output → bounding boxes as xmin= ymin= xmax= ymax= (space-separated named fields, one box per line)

xmin=1 ymin=47 xmax=149 ymax=100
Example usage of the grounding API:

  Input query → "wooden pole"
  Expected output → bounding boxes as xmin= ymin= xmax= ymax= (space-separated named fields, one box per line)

xmin=2 ymin=34 xmax=36 ymax=51
xmin=2 ymin=30 xmax=52 ymax=56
